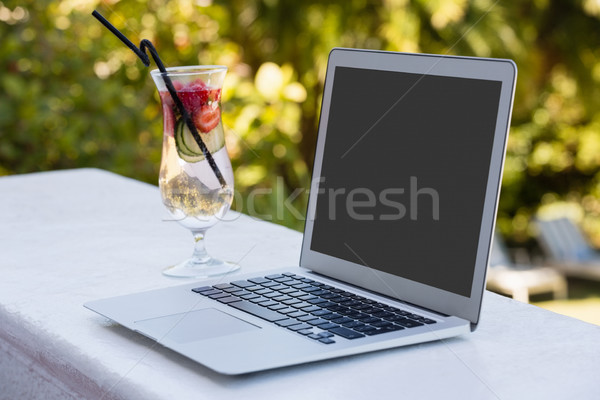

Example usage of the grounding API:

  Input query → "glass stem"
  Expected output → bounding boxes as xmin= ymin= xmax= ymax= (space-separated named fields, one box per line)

xmin=190 ymin=230 xmax=211 ymax=265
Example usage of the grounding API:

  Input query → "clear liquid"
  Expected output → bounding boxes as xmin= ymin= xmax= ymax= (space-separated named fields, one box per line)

xmin=159 ymin=131 xmax=234 ymax=230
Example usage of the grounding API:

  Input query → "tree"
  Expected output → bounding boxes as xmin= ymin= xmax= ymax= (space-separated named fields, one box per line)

xmin=2 ymin=0 xmax=600 ymax=243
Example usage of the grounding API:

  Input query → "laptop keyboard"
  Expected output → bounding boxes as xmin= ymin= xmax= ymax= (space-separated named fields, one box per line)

xmin=191 ymin=272 xmax=436 ymax=345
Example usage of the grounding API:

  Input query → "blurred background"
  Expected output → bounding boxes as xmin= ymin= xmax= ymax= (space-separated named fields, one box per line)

xmin=1 ymin=0 xmax=600 ymax=324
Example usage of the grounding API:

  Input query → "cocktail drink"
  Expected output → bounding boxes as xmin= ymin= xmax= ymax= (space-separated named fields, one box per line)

xmin=151 ymin=66 xmax=238 ymax=278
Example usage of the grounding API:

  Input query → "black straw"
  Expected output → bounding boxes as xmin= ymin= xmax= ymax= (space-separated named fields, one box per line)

xmin=91 ymin=10 xmax=227 ymax=188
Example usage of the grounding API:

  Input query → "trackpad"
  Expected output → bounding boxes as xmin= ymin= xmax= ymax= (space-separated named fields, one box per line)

xmin=134 ymin=308 xmax=259 ymax=343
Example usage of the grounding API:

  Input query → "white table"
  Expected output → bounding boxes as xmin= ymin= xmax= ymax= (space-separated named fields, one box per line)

xmin=1 ymin=169 xmax=599 ymax=400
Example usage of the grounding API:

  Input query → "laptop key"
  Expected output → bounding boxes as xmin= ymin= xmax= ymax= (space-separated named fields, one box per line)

xmin=395 ymin=319 xmax=424 ymax=328
xmin=231 ymin=280 xmax=255 ymax=288
xmin=213 ymin=283 xmax=234 ymax=290
xmin=263 ymin=292 xmax=282 ymax=298
xmin=229 ymin=301 xmax=288 ymax=322
xmin=291 ymin=283 xmax=311 ymax=289
xmin=365 ymin=325 xmax=404 ymax=335
xmin=258 ymin=300 xmax=278 ymax=307
xmin=282 ymin=279 xmax=303 ymax=286
xmin=331 ymin=317 xmax=354 ymax=325
xmin=255 ymin=288 xmax=274 ymax=295
xmin=248 ymin=277 xmax=271 ymax=284
xmin=320 ymin=293 xmax=338 ymax=299
xmin=318 ymin=338 xmax=335 ymax=344
xmin=328 ymin=327 xmax=365 ymax=339
xmin=209 ymin=292 xmax=231 ymax=300
xmin=191 ymin=286 xmax=213 ymax=294
xmin=288 ymin=323 xmax=312 ymax=332
xmin=302 ymin=305 xmax=321 ymax=312
xmin=216 ymin=296 xmax=242 ymax=304
xmin=371 ymin=320 xmax=393 ymax=328
xmin=343 ymin=321 xmax=365 ymax=329
xmin=277 ymin=307 xmax=298 ymax=314
xmin=362 ymin=307 xmax=381 ymax=314
xmin=385 ymin=315 xmax=407 ymax=322
xmin=319 ymin=302 xmax=337 ymax=309
xmin=268 ymin=304 xmax=287 ymax=311
xmin=354 ymin=325 xmax=378 ymax=333
xmin=275 ymin=319 xmax=301 ymax=327
xmin=339 ymin=300 xmax=362 ymax=307
xmin=197 ymin=289 xmax=222 ymax=296
xmin=321 ymin=313 xmax=342 ymax=320
xmin=288 ymin=311 xmax=307 ymax=318
xmin=291 ymin=302 xmax=313 ymax=309
xmin=301 ymin=286 xmax=321 ymax=293
xmin=279 ymin=288 xmax=297 ymax=294
xmin=361 ymin=317 xmax=381 ymax=324
xmin=372 ymin=311 xmax=394 ymax=318
xmin=249 ymin=296 xmax=270 ymax=304
xmin=343 ymin=311 xmax=363 ymax=318
xmin=317 ymin=323 xmax=339 ymax=330
xmin=382 ymin=325 xmax=404 ymax=332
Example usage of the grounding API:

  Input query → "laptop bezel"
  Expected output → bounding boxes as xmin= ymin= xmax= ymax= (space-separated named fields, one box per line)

xmin=300 ymin=48 xmax=517 ymax=325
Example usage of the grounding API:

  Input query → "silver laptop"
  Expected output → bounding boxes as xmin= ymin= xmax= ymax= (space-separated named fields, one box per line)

xmin=85 ymin=48 xmax=517 ymax=375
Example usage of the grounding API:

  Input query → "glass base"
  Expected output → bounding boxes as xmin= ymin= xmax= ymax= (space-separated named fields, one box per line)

xmin=163 ymin=258 xmax=240 ymax=279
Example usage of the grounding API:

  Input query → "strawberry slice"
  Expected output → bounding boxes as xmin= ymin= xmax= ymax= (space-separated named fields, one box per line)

xmin=193 ymin=105 xmax=221 ymax=133
xmin=207 ymin=88 xmax=221 ymax=103
xmin=159 ymin=90 xmax=174 ymax=108
xmin=172 ymin=80 xmax=184 ymax=91
xmin=162 ymin=103 xmax=175 ymax=137
xmin=178 ymin=90 xmax=208 ymax=113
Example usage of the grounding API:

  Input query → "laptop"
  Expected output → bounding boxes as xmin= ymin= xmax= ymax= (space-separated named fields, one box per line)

xmin=85 ymin=48 xmax=517 ymax=375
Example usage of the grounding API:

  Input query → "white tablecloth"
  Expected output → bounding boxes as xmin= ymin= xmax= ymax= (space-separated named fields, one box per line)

xmin=1 ymin=169 xmax=599 ymax=399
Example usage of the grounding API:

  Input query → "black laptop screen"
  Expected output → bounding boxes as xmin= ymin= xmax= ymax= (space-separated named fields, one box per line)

xmin=310 ymin=66 xmax=502 ymax=297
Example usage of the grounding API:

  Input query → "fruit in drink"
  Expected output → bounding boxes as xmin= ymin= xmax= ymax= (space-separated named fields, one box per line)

xmin=159 ymin=78 xmax=224 ymax=162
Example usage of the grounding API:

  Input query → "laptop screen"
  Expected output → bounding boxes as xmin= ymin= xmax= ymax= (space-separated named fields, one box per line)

xmin=310 ymin=66 xmax=502 ymax=297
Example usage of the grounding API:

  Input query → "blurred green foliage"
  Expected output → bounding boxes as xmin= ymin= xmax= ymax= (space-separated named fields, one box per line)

xmin=2 ymin=0 xmax=600 ymax=245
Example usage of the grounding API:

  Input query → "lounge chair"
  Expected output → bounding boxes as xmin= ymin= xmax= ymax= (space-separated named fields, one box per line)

xmin=486 ymin=233 xmax=568 ymax=303
xmin=535 ymin=217 xmax=600 ymax=281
